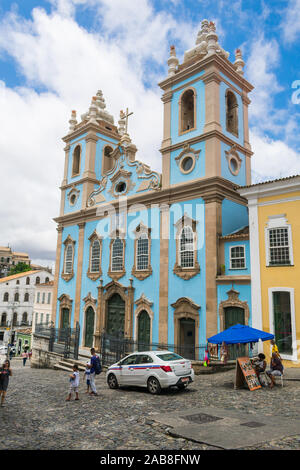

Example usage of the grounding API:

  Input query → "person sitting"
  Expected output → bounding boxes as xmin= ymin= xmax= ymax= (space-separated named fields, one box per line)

xmin=254 ymin=353 xmax=268 ymax=386
xmin=266 ymin=352 xmax=284 ymax=389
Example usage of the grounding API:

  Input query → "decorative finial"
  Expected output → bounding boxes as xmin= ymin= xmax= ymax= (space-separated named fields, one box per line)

xmin=68 ymin=110 xmax=77 ymax=133
xmin=88 ymin=96 xmax=98 ymax=123
xmin=167 ymin=45 xmax=179 ymax=76
xmin=206 ymin=21 xmax=218 ymax=55
xmin=234 ymin=49 xmax=245 ymax=76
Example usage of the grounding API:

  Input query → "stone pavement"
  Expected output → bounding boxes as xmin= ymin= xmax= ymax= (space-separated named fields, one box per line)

xmin=0 ymin=358 xmax=300 ymax=450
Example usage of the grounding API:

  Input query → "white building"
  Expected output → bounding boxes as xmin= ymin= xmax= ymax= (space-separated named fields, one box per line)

xmin=33 ymin=281 xmax=54 ymax=333
xmin=0 ymin=270 xmax=54 ymax=344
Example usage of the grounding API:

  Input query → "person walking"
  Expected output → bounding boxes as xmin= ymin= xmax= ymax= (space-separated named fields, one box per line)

xmin=66 ymin=364 xmax=80 ymax=401
xmin=0 ymin=359 xmax=12 ymax=407
xmin=22 ymin=350 xmax=28 ymax=366
xmin=89 ymin=348 xmax=101 ymax=396
xmin=270 ymin=339 xmax=281 ymax=359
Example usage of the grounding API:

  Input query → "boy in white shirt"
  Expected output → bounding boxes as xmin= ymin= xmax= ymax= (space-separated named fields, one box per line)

xmin=66 ymin=364 xmax=80 ymax=401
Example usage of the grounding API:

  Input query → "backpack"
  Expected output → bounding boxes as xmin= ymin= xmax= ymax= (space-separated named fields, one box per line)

xmin=93 ymin=355 xmax=102 ymax=375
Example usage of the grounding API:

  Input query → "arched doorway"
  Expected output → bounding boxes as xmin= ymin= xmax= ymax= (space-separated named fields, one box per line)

xmin=85 ymin=306 xmax=95 ymax=348
xmin=179 ymin=318 xmax=195 ymax=360
xmin=137 ymin=310 xmax=150 ymax=350
xmin=106 ymin=293 xmax=125 ymax=337
xmin=225 ymin=306 xmax=245 ymax=359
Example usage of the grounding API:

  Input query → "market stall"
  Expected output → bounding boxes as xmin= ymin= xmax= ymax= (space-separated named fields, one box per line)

xmin=207 ymin=324 xmax=274 ymax=390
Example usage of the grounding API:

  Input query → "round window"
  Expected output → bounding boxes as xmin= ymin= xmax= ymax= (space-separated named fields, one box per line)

xmin=115 ymin=181 xmax=127 ymax=194
xmin=181 ymin=156 xmax=194 ymax=173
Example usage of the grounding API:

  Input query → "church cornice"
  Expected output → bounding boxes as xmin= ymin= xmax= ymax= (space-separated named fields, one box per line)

xmin=159 ymin=129 xmax=253 ymax=158
xmin=159 ymin=53 xmax=253 ymax=94
xmin=62 ymin=120 xmax=120 ymax=144
xmin=53 ymin=176 xmax=248 ymax=226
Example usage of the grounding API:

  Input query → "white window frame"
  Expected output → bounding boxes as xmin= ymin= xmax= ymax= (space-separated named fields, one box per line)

xmin=268 ymin=287 xmax=297 ymax=361
xmin=136 ymin=233 xmax=149 ymax=271
xmin=90 ymin=239 xmax=101 ymax=273
xmin=229 ymin=245 xmax=246 ymax=270
xmin=111 ymin=237 xmax=124 ymax=272
xmin=64 ymin=244 xmax=73 ymax=274
xmin=265 ymin=215 xmax=293 ymax=266
xmin=179 ymin=226 xmax=195 ymax=269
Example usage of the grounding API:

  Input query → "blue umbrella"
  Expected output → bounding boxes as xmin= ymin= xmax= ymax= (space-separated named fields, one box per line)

xmin=207 ymin=324 xmax=274 ymax=345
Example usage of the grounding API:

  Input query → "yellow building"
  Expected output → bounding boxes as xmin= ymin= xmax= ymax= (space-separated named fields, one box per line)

xmin=239 ymin=176 xmax=300 ymax=367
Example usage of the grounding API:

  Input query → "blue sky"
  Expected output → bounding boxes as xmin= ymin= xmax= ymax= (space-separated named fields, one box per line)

xmin=0 ymin=0 xmax=299 ymax=264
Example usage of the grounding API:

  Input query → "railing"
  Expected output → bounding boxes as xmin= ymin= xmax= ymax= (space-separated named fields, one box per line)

xmin=35 ymin=322 xmax=80 ymax=360
xmin=99 ymin=332 xmax=207 ymax=366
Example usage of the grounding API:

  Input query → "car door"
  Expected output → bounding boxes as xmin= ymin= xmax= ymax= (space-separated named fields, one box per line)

xmin=119 ymin=354 xmax=140 ymax=385
xmin=133 ymin=354 xmax=154 ymax=386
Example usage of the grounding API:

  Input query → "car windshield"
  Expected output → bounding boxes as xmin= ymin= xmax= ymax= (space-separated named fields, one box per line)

xmin=156 ymin=353 xmax=184 ymax=361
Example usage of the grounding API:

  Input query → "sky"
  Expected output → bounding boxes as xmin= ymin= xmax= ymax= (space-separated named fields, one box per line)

xmin=0 ymin=0 xmax=299 ymax=268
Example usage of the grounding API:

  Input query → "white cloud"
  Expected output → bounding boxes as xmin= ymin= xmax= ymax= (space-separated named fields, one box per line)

xmin=250 ymin=130 xmax=300 ymax=183
xmin=281 ymin=0 xmax=300 ymax=44
xmin=0 ymin=2 xmax=192 ymax=262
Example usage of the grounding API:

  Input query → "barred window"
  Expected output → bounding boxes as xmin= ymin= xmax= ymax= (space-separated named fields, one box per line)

xmin=180 ymin=226 xmax=194 ymax=268
xmin=90 ymin=240 xmax=101 ymax=273
xmin=268 ymin=228 xmax=290 ymax=265
xmin=137 ymin=233 xmax=149 ymax=270
xmin=230 ymin=246 xmax=246 ymax=269
xmin=3 ymin=292 xmax=9 ymax=302
xmin=24 ymin=293 xmax=29 ymax=302
xmin=64 ymin=244 xmax=73 ymax=274
xmin=112 ymin=238 xmax=124 ymax=271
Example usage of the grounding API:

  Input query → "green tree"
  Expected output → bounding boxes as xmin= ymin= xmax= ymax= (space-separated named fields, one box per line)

xmin=9 ymin=262 xmax=31 ymax=276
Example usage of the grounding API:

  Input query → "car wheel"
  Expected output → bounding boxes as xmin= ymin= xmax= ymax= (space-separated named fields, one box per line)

xmin=177 ymin=383 xmax=188 ymax=390
xmin=147 ymin=376 xmax=161 ymax=395
xmin=107 ymin=373 xmax=119 ymax=389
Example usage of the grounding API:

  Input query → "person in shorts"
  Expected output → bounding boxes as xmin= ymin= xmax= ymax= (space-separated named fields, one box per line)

xmin=66 ymin=365 xmax=80 ymax=401
xmin=266 ymin=352 xmax=284 ymax=389
xmin=84 ymin=362 xmax=91 ymax=394
xmin=0 ymin=359 xmax=12 ymax=407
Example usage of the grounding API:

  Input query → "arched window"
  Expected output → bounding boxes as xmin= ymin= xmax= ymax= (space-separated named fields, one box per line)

xmin=226 ymin=90 xmax=239 ymax=136
xmin=180 ymin=89 xmax=195 ymax=132
xmin=137 ymin=233 xmax=149 ymax=271
xmin=90 ymin=240 xmax=101 ymax=273
xmin=103 ymin=145 xmax=114 ymax=173
xmin=1 ymin=313 xmax=6 ymax=326
xmin=35 ymin=276 xmax=40 ymax=285
xmin=3 ymin=292 xmax=9 ymax=302
xmin=13 ymin=312 xmax=18 ymax=326
xmin=26 ymin=277 xmax=30 ymax=285
xmin=111 ymin=237 xmax=124 ymax=272
xmin=14 ymin=292 xmax=19 ymax=302
xmin=45 ymin=277 xmax=50 ymax=283
xmin=64 ymin=244 xmax=73 ymax=274
xmin=24 ymin=293 xmax=29 ymax=302
xmin=180 ymin=226 xmax=194 ymax=268
xmin=22 ymin=312 xmax=28 ymax=324
xmin=72 ymin=145 xmax=81 ymax=176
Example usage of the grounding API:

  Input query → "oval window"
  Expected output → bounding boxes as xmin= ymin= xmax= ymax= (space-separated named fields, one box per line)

xmin=229 ymin=158 xmax=238 ymax=174
xmin=70 ymin=194 xmax=77 ymax=205
xmin=115 ymin=181 xmax=127 ymax=194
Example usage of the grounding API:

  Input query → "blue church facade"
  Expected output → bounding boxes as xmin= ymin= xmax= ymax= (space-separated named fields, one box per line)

xmin=52 ymin=20 xmax=253 ymax=358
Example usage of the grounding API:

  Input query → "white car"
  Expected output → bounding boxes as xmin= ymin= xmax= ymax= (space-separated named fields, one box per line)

xmin=106 ymin=350 xmax=195 ymax=394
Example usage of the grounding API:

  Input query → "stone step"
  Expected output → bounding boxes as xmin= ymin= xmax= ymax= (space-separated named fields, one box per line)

xmin=53 ymin=363 xmax=75 ymax=372
xmin=58 ymin=360 xmax=86 ymax=371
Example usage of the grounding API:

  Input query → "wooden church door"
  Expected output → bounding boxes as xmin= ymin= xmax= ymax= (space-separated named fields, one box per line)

xmin=106 ymin=294 xmax=125 ymax=338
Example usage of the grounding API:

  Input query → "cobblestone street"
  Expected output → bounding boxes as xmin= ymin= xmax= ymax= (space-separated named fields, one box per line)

xmin=1 ymin=358 xmax=300 ymax=450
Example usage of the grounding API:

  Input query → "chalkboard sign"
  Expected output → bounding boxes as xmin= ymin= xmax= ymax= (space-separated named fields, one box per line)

xmin=235 ymin=357 xmax=261 ymax=391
